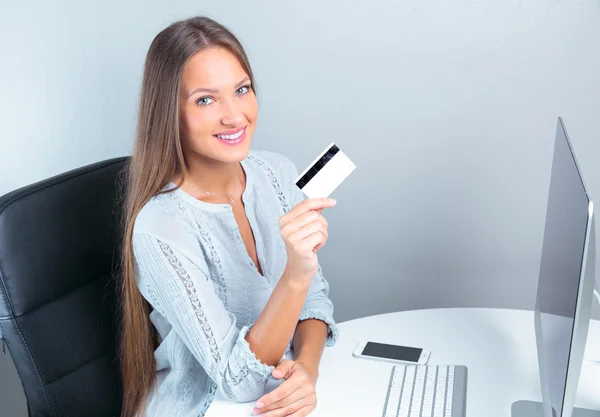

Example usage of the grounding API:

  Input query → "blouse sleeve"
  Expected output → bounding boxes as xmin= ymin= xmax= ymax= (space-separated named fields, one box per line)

xmin=133 ymin=231 xmax=281 ymax=402
xmin=282 ymin=155 xmax=340 ymax=347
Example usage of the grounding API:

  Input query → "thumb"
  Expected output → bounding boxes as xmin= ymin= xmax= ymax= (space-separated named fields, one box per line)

xmin=272 ymin=360 xmax=295 ymax=379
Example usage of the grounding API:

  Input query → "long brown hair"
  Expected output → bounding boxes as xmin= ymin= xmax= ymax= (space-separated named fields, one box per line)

xmin=118 ymin=16 xmax=257 ymax=417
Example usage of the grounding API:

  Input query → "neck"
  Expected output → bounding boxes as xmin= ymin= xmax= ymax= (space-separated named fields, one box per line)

xmin=180 ymin=153 xmax=245 ymax=195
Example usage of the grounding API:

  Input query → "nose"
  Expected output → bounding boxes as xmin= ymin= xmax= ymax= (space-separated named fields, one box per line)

xmin=221 ymin=98 xmax=245 ymax=127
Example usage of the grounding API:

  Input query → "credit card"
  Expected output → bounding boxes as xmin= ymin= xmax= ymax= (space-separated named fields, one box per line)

xmin=295 ymin=143 xmax=356 ymax=198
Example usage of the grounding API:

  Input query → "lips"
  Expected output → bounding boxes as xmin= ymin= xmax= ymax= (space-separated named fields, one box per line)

xmin=214 ymin=126 xmax=245 ymax=140
xmin=214 ymin=126 xmax=247 ymax=146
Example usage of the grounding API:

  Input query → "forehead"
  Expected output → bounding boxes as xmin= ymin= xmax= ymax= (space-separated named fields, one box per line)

xmin=181 ymin=47 xmax=248 ymax=90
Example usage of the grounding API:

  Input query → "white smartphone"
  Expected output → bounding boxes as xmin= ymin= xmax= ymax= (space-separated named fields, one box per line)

xmin=352 ymin=341 xmax=431 ymax=365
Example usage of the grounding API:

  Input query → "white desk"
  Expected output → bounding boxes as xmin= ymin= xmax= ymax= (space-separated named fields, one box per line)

xmin=206 ymin=308 xmax=600 ymax=416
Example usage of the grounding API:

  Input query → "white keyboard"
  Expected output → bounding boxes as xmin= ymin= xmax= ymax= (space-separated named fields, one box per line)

xmin=382 ymin=365 xmax=468 ymax=417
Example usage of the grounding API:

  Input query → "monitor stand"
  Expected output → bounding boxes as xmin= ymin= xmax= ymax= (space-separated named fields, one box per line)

xmin=512 ymin=284 xmax=600 ymax=417
xmin=586 ymin=284 xmax=600 ymax=366
xmin=511 ymin=401 xmax=600 ymax=417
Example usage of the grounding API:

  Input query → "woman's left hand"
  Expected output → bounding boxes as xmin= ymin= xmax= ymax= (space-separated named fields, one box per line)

xmin=252 ymin=360 xmax=318 ymax=416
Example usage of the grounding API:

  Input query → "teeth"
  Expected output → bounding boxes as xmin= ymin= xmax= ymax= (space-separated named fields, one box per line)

xmin=217 ymin=128 xmax=244 ymax=140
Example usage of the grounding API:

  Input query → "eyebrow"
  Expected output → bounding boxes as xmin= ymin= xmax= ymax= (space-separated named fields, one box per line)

xmin=187 ymin=76 xmax=251 ymax=98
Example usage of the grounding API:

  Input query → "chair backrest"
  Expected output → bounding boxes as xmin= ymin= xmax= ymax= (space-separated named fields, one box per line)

xmin=0 ymin=157 xmax=128 ymax=417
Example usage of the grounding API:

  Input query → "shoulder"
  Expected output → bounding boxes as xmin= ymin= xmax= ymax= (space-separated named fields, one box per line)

xmin=133 ymin=192 xmax=174 ymax=234
xmin=131 ymin=191 xmax=208 ymax=268
xmin=132 ymin=190 xmax=197 ymax=246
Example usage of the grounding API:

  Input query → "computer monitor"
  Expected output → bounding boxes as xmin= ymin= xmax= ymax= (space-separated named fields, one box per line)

xmin=534 ymin=117 xmax=596 ymax=417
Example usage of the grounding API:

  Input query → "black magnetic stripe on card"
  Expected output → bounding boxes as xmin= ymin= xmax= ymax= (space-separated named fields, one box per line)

xmin=296 ymin=144 xmax=340 ymax=189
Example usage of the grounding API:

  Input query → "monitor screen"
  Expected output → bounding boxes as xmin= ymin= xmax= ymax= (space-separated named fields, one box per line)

xmin=536 ymin=119 xmax=591 ymax=417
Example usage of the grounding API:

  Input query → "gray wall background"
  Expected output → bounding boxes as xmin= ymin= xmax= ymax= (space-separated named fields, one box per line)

xmin=1 ymin=1 xmax=599 ymax=415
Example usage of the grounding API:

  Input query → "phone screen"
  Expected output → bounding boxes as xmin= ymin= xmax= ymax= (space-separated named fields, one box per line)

xmin=362 ymin=342 xmax=422 ymax=362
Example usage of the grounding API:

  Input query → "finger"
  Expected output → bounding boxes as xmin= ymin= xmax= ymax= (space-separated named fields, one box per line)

xmin=291 ymin=210 xmax=328 ymax=232
xmin=265 ymin=379 xmax=314 ymax=413
xmin=272 ymin=360 xmax=295 ymax=379
xmin=287 ymin=404 xmax=316 ymax=417
xmin=255 ymin=376 xmax=301 ymax=411
xmin=300 ymin=232 xmax=326 ymax=254
xmin=280 ymin=198 xmax=336 ymax=227
xmin=256 ymin=386 xmax=305 ymax=414
xmin=312 ymin=226 xmax=329 ymax=251
xmin=296 ymin=211 xmax=327 ymax=231
xmin=287 ymin=220 xmax=327 ymax=244
xmin=313 ymin=229 xmax=328 ymax=251
xmin=281 ymin=210 xmax=324 ymax=238
xmin=257 ymin=396 xmax=313 ymax=417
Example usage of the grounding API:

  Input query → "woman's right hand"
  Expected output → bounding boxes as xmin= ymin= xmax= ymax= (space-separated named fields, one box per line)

xmin=279 ymin=198 xmax=337 ymax=282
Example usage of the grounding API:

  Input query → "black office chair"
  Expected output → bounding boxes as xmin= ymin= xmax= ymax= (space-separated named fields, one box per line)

xmin=0 ymin=157 xmax=128 ymax=417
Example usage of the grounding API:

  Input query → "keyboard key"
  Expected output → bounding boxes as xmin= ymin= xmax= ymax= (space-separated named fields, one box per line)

xmin=433 ymin=366 xmax=447 ymax=417
xmin=397 ymin=404 xmax=410 ymax=417
xmin=398 ymin=367 xmax=415 ymax=417
xmin=392 ymin=366 xmax=406 ymax=387
xmin=385 ymin=385 xmax=401 ymax=416
xmin=421 ymin=366 xmax=436 ymax=416
xmin=445 ymin=378 xmax=454 ymax=414
xmin=384 ymin=365 xmax=461 ymax=417
xmin=409 ymin=406 xmax=421 ymax=416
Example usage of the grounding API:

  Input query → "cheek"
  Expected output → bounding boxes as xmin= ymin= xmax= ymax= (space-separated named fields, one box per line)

xmin=244 ymin=97 xmax=259 ymax=121
xmin=182 ymin=106 xmax=216 ymax=136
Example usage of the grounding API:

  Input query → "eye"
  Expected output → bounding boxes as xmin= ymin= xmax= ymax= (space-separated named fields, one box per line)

xmin=236 ymin=85 xmax=252 ymax=95
xmin=196 ymin=96 xmax=215 ymax=106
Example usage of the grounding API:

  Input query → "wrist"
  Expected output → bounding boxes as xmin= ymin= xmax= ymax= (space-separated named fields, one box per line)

xmin=280 ymin=269 xmax=312 ymax=291
xmin=296 ymin=357 xmax=320 ymax=380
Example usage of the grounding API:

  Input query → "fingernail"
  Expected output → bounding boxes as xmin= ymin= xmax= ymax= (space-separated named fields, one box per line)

xmin=329 ymin=198 xmax=336 ymax=204
xmin=255 ymin=401 xmax=265 ymax=408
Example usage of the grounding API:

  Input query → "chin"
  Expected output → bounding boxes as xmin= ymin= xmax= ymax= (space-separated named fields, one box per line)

xmin=223 ymin=149 xmax=250 ymax=163
xmin=213 ymin=140 xmax=252 ymax=164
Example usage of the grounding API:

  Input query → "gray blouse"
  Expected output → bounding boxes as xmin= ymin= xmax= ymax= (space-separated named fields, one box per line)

xmin=132 ymin=150 xmax=339 ymax=417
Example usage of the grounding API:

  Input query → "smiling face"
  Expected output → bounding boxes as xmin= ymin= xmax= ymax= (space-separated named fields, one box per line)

xmin=179 ymin=47 xmax=258 ymax=165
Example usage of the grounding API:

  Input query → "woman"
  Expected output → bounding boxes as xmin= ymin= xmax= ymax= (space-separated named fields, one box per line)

xmin=119 ymin=16 xmax=339 ymax=417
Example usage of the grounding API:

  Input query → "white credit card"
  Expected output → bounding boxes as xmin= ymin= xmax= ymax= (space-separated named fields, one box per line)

xmin=295 ymin=143 xmax=356 ymax=198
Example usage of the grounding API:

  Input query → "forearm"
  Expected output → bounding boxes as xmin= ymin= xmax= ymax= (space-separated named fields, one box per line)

xmin=292 ymin=318 xmax=328 ymax=375
xmin=245 ymin=268 xmax=311 ymax=366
